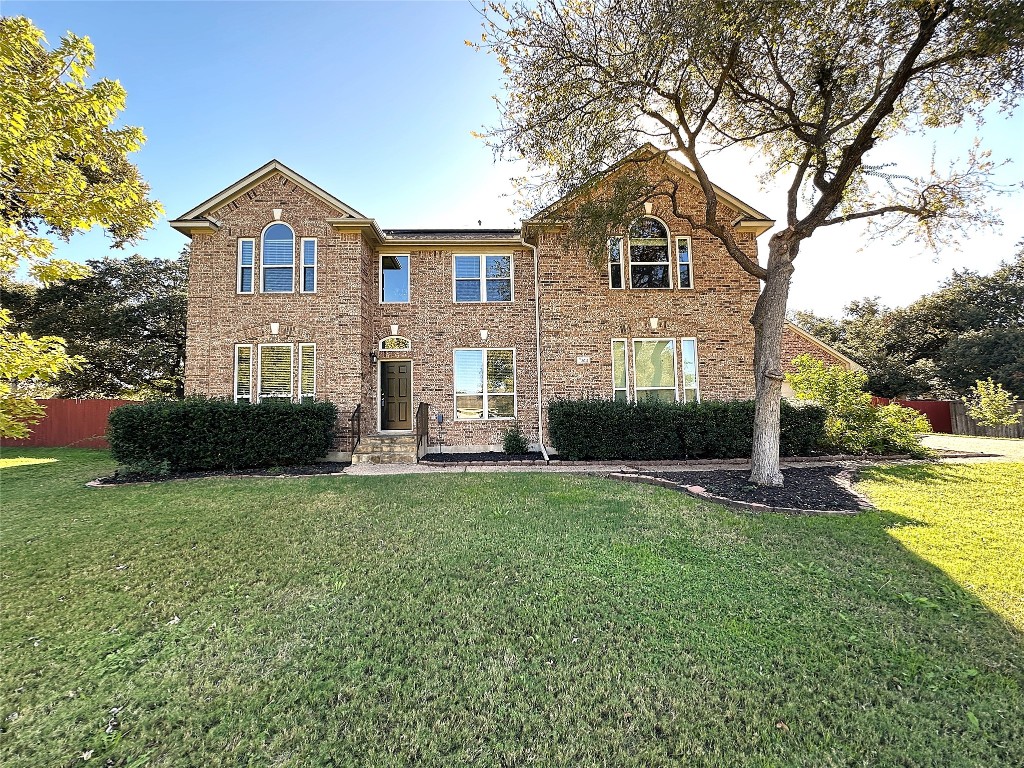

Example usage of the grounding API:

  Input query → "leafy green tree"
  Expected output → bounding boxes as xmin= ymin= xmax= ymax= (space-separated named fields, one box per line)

xmin=477 ymin=0 xmax=1023 ymax=485
xmin=6 ymin=251 xmax=188 ymax=399
xmin=963 ymin=377 xmax=1022 ymax=426
xmin=0 ymin=16 xmax=162 ymax=435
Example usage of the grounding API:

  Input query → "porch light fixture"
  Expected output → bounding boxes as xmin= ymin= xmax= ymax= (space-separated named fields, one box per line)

xmin=391 ymin=323 xmax=399 ymax=336
xmin=370 ymin=350 xmax=378 ymax=365
xmin=269 ymin=322 xmax=280 ymax=335
xmin=649 ymin=317 xmax=660 ymax=331
xmin=272 ymin=208 xmax=283 ymax=221
xmin=644 ymin=201 xmax=654 ymax=215
xmin=480 ymin=329 xmax=488 ymax=341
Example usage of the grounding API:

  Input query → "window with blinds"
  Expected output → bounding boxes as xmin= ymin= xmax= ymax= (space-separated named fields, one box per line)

xmin=258 ymin=344 xmax=293 ymax=401
xmin=299 ymin=344 xmax=316 ymax=400
xmin=453 ymin=254 xmax=512 ymax=302
xmin=300 ymin=238 xmax=316 ymax=293
xmin=454 ymin=348 xmax=516 ymax=419
xmin=611 ymin=339 xmax=629 ymax=401
xmin=262 ymin=223 xmax=294 ymax=292
xmin=234 ymin=345 xmax=252 ymax=402
xmin=238 ymin=239 xmax=254 ymax=293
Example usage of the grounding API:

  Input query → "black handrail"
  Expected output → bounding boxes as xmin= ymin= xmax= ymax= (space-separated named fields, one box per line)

xmin=415 ymin=402 xmax=430 ymax=457
xmin=349 ymin=403 xmax=361 ymax=454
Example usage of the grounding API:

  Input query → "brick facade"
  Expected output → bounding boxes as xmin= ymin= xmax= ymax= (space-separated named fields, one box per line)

xmin=174 ymin=156 xmax=774 ymax=456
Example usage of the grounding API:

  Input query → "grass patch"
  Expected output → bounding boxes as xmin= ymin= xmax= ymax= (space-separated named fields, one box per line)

xmin=2 ymin=449 xmax=1022 ymax=767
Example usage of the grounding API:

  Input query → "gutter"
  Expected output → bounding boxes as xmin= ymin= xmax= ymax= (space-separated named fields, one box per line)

xmin=523 ymin=237 xmax=549 ymax=461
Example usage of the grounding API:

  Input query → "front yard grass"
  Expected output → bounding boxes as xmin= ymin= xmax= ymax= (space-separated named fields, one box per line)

xmin=2 ymin=449 xmax=1022 ymax=767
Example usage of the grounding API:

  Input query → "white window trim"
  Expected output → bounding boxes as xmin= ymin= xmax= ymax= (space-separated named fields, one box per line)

xmin=260 ymin=221 xmax=295 ymax=294
xmin=452 ymin=347 xmax=517 ymax=420
xmin=237 ymin=239 xmax=255 ymax=295
xmin=234 ymin=344 xmax=253 ymax=402
xmin=631 ymin=338 xmax=679 ymax=402
xmin=611 ymin=338 xmax=630 ymax=401
xmin=257 ymin=343 xmax=294 ymax=402
xmin=299 ymin=238 xmax=317 ymax=294
xmin=298 ymin=343 xmax=316 ymax=399
xmin=627 ymin=216 xmax=673 ymax=290
xmin=608 ymin=237 xmax=624 ymax=289
xmin=680 ymin=337 xmax=700 ymax=403
xmin=676 ymin=236 xmax=694 ymax=290
xmin=452 ymin=253 xmax=515 ymax=303
xmin=380 ymin=253 xmax=412 ymax=304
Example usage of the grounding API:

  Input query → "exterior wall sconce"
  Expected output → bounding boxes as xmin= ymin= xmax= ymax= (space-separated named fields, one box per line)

xmin=272 ymin=208 xmax=283 ymax=221
xmin=480 ymin=329 xmax=488 ymax=341
xmin=644 ymin=201 xmax=654 ymax=215
xmin=269 ymin=322 xmax=280 ymax=335
xmin=391 ymin=323 xmax=399 ymax=336
xmin=370 ymin=350 xmax=378 ymax=365
xmin=649 ymin=317 xmax=660 ymax=331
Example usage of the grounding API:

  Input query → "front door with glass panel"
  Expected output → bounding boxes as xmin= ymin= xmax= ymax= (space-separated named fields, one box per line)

xmin=380 ymin=361 xmax=412 ymax=430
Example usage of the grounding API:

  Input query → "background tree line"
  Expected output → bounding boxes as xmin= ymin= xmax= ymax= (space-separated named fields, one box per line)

xmin=2 ymin=248 xmax=188 ymax=399
xmin=792 ymin=243 xmax=1024 ymax=400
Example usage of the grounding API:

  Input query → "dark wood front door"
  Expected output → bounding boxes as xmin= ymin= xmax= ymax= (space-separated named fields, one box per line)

xmin=380 ymin=361 xmax=412 ymax=430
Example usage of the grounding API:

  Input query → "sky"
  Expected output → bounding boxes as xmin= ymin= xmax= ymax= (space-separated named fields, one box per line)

xmin=7 ymin=0 xmax=1023 ymax=317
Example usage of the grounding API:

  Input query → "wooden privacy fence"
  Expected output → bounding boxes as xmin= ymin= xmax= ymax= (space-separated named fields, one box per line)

xmin=949 ymin=401 xmax=1024 ymax=439
xmin=1 ymin=399 xmax=133 ymax=449
xmin=871 ymin=398 xmax=953 ymax=433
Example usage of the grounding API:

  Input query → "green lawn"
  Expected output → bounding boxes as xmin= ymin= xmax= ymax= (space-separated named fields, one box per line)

xmin=2 ymin=449 xmax=1022 ymax=767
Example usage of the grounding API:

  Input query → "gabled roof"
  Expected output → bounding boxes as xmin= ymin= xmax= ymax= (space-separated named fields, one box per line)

xmin=169 ymin=160 xmax=365 ymax=235
xmin=523 ymin=142 xmax=774 ymax=236
xmin=384 ymin=229 xmax=521 ymax=241
xmin=785 ymin=322 xmax=865 ymax=372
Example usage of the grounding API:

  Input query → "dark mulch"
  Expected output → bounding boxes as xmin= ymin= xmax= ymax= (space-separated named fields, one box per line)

xmin=94 ymin=462 xmax=350 ymax=485
xmin=653 ymin=465 xmax=866 ymax=512
xmin=421 ymin=451 xmax=546 ymax=464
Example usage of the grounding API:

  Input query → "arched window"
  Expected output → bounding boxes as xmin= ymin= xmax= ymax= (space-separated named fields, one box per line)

xmin=262 ymin=222 xmax=294 ymax=292
xmin=628 ymin=217 xmax=671 ymax=289
xmin=379 ymin=335 xmax=412 ymax=351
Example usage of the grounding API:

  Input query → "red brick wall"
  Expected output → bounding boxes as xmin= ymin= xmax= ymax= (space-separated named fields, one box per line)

xmin=781 ymin=325 xmax=849 ymax=373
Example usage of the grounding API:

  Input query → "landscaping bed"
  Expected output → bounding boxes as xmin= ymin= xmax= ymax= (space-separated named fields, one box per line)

xmin=420 ymin=451 xmax=546 ymax=464
xmin=92 ymin=461 xmax=350 ymax=485
xmin=652 ymin=465 xmax=868 ymax=512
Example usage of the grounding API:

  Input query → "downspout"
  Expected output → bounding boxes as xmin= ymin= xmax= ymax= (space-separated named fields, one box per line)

xmin=523 ymin=236 xmax=549 ymax=461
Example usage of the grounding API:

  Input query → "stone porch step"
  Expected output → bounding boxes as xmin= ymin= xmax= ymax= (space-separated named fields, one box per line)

xmin=351 ymin=434 xmax=421 ymax=464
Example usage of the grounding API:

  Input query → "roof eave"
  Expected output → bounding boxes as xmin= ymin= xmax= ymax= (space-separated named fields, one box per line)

xmin=168 ymin=218 xmax=220 ymax=236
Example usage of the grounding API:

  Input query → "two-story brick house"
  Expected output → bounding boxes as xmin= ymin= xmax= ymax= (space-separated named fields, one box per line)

xmin=171 ymin=151 xmax=775 ymax=462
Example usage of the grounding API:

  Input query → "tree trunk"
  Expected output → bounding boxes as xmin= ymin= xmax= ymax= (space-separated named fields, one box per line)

xmin=749 ymin=239 xmax=797 ymax=487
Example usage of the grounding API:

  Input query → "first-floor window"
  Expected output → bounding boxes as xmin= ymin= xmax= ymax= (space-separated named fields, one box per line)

xmin=608 ymin=237 xmax=624 ymax=289
xmin=611 ymin=339 xmax=629 ymax=401
xmin=632 ymin=339 xmax=678 ymax=402
xmin=299 ymin=343 xmax=316 ymax=400
xmin=234 ymin=345 xmax=252 ymax=402
xmin=258 ymin=344 xmax=294 ymax=401
xmin=681 ymin=337 xmax=699 ymax=402
xmin=454 ymin=348 xmax=515 ymax=419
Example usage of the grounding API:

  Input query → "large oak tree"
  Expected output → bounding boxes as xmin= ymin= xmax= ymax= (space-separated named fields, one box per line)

xmin=476 ymin=0 xmax=1024 ymax=484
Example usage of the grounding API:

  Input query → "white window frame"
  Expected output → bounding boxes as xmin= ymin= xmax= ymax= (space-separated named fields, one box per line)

xmin=452 ymin=253 xmax=515 ymax=303
xmin=298 ymin=343 xmax=316 ymax=399
xmin=680 ymin=337 xmax=700 ymax=403
xmin=299 ymin=238 xmax=317 ymax=293
xmin=257 ymin=343 xmax=294 ymax=402
xmin=380 ymin=253 xmax=411 ymax=304
xmin=676 ymin=236 xmax=693 ymax=290
xmin=237 ymin=239 xmax=255 ymax=294
xmin=452 ymin=347 xmax=517 ymax=420
xmin=608 ymin=237 xmax=624 ymax=289
xmin=628 ymin=216 xmax=673 ymax=290
xmin=611 ymin=338 xmax=630 ymax=401
xmin=260 ymin=221 xmax=295 ymax=294
xmin=234 ymin=344 xmax=253 ymax=402
xmin=631 ymin=338 xmax=679 ymax=402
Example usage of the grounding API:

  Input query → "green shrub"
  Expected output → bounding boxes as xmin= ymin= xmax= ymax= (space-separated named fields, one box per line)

xmin=547 ymin=398 xmax=826 ymax=461
xmin=501 ymin=422 xmax=531 ymax=454
xmin=108 ymin=397 xmax=338 ymax=472
xmin=963 ymin=378 xmax=1022 ymax=427
xmin=786 ymin=355 xmax=931 ymax=456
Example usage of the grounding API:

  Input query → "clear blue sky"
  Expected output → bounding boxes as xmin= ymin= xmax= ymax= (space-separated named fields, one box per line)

xmin=8 ymin=1 xmax=1024 ymax=315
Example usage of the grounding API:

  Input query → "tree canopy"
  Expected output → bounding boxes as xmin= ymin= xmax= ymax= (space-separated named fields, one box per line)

xmin=476 ymin=0 xmax=1024 ymax=484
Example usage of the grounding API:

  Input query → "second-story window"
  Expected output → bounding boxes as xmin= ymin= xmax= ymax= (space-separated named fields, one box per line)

xmin=454 ymin=254 xmax=513 ymax=302
xmin=300 ymin=238 xmax=317 ymax=293
xmin=608 ymin=237 xmax=624 ymax=289
xmin=628 ymin=217 xmax=671 ymax=289
xmin=237 ymin=239 xmax=255 ymax=293
xmin=381 ymin=254 xmax=410 ymax=303
xmin=262 ymin=223 xmax=294 ymax=292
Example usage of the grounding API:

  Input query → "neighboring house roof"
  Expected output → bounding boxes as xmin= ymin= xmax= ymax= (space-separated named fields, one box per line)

xmin=169 ymin=160 xmax=365 ymax=235
xmin=785 ymin=322 xmax=865 ymax=372
xmin=523 ymin=142 xmax=775 ymax=237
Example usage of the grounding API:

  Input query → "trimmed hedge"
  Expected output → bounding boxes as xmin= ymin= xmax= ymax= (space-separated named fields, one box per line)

xmin=547 ymin=398 xmax=826 ymax=461
xmin=108 ymin=398 xmax=338 ymax=472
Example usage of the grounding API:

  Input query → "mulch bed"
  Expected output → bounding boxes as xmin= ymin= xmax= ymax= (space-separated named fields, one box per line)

xmin=651 ymin=465 xmax=867 ymax=512
xmin=420 ymin=451 xmax=546 ymax=464
xmin=93 ymin=462 xmax=350 ymax=486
